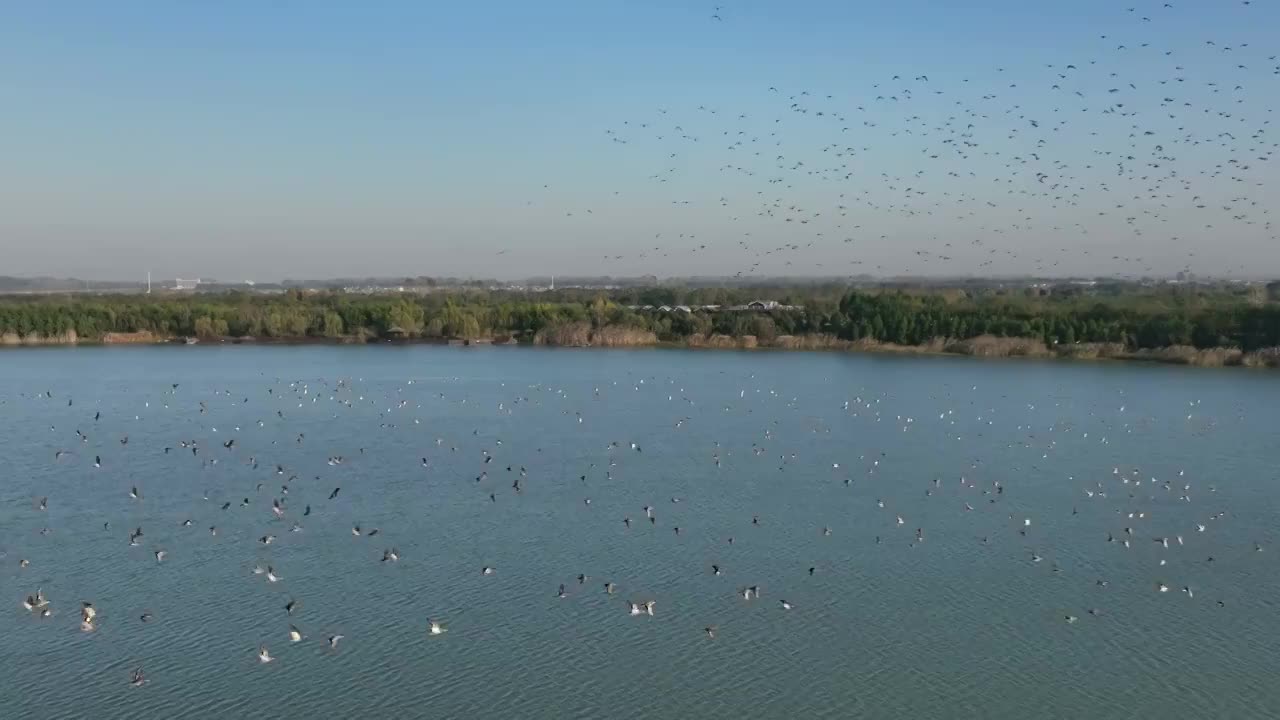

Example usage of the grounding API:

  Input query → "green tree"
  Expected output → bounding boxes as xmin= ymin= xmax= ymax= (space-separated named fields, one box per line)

xmin=322 ymin=311 xmax=345 ymax=337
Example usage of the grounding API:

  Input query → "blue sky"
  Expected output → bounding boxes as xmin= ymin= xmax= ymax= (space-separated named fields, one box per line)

xmin=1 ymin=1 xmax=1276 ymax=280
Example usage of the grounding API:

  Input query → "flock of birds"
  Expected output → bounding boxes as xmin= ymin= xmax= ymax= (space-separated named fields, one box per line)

xmin=4 ymin=367 xmax=1268 ymax=694
xmin=516 ymin=1 xmax=1277 ymax=279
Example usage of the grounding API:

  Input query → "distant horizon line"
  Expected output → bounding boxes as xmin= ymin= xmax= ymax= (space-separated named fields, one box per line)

xmin=1 ymin=271 xmax=1272 ymax=287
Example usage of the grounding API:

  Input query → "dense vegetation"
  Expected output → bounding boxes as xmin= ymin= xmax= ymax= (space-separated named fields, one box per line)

xmin=1 ymin=285 xmax=1278 ymax=355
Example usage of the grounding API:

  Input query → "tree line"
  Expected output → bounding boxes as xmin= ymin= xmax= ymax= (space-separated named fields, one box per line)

xmin=0 ymin=288 xmax=1277 ymax=351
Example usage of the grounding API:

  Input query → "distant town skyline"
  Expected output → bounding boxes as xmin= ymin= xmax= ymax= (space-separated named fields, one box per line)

xmin=2 ymin=1 xmax=1276 ymax=280
xmin=0 ymin=269 xmax=1266 ymax=293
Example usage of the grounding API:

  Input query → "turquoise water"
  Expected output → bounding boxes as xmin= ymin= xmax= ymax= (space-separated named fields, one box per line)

xmin=2 ymin=346 xmax=1278 ymax=719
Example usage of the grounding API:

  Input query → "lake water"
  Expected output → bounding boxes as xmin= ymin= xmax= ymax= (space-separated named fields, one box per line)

xmin=2 ymin=346 xmax=1278 ymax=719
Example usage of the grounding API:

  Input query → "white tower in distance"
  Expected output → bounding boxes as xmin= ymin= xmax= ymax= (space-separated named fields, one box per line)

xmin=147 ymin=271 xmax=151 ymax=294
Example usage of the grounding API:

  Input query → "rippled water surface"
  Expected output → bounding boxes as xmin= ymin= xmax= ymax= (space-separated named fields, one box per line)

xmin=2 ymin=346 xmax=1279 ymax=720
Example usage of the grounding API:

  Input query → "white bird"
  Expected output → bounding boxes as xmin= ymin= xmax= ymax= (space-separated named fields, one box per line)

xmin=288 ymin=625 xmax=303 ymax=642
xmin=258 ymin=645 xmax=274 ymax=663
xmin=327 ymin=634 xmax=344 ymax=650
xmin=265 ymin=566 xmax=282 ymax=583
xmin=628 ymin=600 xmax=656 ymax=616
xmin=429 ymin=620 xmax=447 ymax=635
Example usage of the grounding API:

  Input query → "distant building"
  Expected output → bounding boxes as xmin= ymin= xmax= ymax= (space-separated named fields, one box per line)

xmin=734 ymin=300 xmax=799 ymax=311
xmin=625 ymin=302 xmax=796 ymax=313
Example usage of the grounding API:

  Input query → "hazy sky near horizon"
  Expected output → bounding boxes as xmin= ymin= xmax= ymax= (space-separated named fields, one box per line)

xmin=1 ymin=1 xmax=1277 ymax=281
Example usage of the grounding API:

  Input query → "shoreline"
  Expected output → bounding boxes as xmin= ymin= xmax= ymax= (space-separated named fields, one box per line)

xmin=2 ymin=332 xmax=1276 ymax=370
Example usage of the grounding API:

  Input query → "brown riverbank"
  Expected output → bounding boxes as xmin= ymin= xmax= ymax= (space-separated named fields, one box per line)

xmin=1 ymin=329 xmax=1277 ymax=369
xmin=0 ymin=330 xmax=79 ymax=346
xmin=685 ymin=333 xmax=1280 ymax=368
